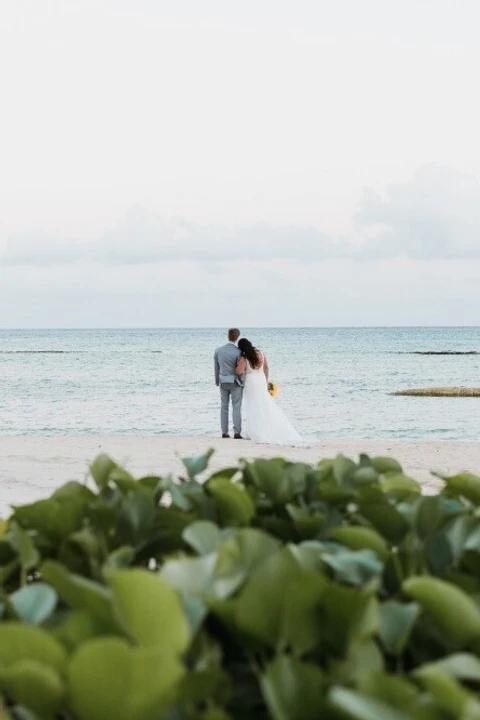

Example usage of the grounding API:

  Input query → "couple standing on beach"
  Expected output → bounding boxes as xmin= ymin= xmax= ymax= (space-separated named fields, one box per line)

xmin=214 ymin=328 xmax=303 ymax=445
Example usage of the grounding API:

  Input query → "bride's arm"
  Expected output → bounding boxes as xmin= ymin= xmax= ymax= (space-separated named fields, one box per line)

xmin=236 ymin=356 xmax=246 ymax=374
xmin=263 ymin=354 xmax=269 ymax=380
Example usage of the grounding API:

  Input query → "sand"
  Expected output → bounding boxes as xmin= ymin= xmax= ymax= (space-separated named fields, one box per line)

xmin=1 ymin=436 xmax=480 ymax=517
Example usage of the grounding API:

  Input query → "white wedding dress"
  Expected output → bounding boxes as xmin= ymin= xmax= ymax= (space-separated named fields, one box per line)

xmin=243 ymin=355 xmax=304 ymax=445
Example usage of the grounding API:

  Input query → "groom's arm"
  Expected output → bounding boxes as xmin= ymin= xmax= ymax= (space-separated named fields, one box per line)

xmin=214 ymin=350 xmax=220 ymax=386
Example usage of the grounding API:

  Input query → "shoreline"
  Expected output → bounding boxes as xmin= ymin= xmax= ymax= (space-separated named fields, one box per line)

xmin=1 ymin=436 xmax=480 ymax=516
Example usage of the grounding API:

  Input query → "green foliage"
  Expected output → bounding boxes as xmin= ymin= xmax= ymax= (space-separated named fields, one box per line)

xmin=2 ymin=449 xmax=480 ymax=717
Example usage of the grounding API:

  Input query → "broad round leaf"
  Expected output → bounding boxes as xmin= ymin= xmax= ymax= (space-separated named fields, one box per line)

xmin=329 ymin=687 xmax=409 ymax=720
xmin=182 ymin=449 xmax=215 ymax=478
xmin=207 ymin=478 xmax=255 ymax=526
xmin=90 ymin=454 xmax=117 ymax=488
xmin=370 ymin=457 xmax=403 ymax=474
xmin=10 ymin=521 xmax=40 ymax=572
xmin=261 ymin=655 xmax=325 ymax=720
xmin=330 ymin=526 xmax=389 ymax=561
xmin=108 ymin=569 xmax=189 ymax=653
xmin=68 ymin=638 xmax=131 ymax=720
xmin=0 ymin=623 xmax=67 ymax=673
xmin=403 ymin=576 xmax=480 ymax=648
xmin=378 ymin=601 xmax=419 ymax=656
xmin=0 ymin=659 xmax=64 ymax=718
xmin=9 ymin=583 xmax=57 ymax=625
xmin=42 ymin=561 xmax=115 ymax=627
xmin=68 ymin=637 xmax=184 ymax=720
xmin=183 ymin=521 xmax=221 ymax=555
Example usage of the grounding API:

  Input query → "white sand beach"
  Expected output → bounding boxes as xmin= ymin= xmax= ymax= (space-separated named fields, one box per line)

xmin=1 ymin=436 xmax=480 ymax=517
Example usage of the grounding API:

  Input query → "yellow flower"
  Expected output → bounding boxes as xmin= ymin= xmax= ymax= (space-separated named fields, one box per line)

xmin=268 ymin=382 xmax=279 ymax=397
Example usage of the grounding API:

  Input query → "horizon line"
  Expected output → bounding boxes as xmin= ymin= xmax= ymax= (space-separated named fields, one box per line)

xmin=1 ymin=325 xmax=480 ymax=331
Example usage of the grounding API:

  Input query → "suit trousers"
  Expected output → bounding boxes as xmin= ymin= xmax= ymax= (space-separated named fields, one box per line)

xmin=220 ymin=382 xmax=243 ymax=435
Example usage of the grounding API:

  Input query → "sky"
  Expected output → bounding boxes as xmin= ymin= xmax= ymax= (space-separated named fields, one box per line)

xmin=1 ymin=0 xmax=480 ymax=327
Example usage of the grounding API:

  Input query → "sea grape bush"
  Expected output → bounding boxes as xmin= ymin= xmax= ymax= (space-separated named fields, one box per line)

xmin=1 ymin=450 xmax=480 ymax=718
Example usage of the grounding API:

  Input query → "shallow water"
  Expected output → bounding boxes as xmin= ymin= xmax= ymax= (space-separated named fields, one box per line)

xmin=1 ymin=327 xmax=480 ymax=440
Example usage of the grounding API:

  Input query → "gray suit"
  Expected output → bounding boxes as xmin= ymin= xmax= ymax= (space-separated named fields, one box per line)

xmin=214 ymin=342 xmax=244 ymax=435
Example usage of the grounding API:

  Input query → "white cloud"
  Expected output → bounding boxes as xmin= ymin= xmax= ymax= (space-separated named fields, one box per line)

xmin=3 ymin=166 xmax=480 ymax=270
xmin=0 ymin=204 xmax=349 ymax=266
xmin=355 ymin=165 xmax=480 ymax=259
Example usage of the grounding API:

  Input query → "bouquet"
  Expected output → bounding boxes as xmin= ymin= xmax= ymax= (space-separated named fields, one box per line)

xmin=268 ymin=381 xmax=279 ymax=397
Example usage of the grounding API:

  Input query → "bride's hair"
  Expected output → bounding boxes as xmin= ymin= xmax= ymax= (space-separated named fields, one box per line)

xmin=238 ymin=338 xmax=261 ymax=368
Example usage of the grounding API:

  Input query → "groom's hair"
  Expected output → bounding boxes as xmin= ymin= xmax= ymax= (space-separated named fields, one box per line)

xmin=228 ymin=328 xmax=240 ymax=342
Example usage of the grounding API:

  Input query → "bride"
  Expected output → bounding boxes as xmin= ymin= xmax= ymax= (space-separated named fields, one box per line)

xmin=235 ymin=338 xmax=303 ymax=445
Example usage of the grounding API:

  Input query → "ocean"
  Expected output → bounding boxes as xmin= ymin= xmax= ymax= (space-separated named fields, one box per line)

xmin=1 ymin=327 xmax=479 ymax=441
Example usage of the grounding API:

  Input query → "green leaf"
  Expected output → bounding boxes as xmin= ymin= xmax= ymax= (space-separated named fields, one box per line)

xmin=182 ymin=449 xmax=215 ymax=478
xmin=284 ymin=462 xmax=311 ymax=495
xmin=127 ymin=644 xmax=184 ymax=720
xmin=52 ymin=481 xmax=96 ymax=504
xmin=414 ymin=496 xmax=443 ymax=539
xmin=102 ymin=546 xmax=135 ymax=573
xmin=180 ymin=594 xmax=208 ymax=635
xmin=68 ymin=637 xmax=184 ymax=720
xmin=329 ymin=687 xmax=409 ymax=720
xmin=370 ymin=457 xmax=403 ymax=474
xmin=90 ymin=454 xmax=117 ymax=488
xmin=261 ymin=655 xmax=324 ymax=720
xmin=166 ymin=479 xmax=193 ymax=511
xmin=0 ymin=558 xmax=19 ymax=584
xmin=286 ymin=505 xmax=326 ymax=539
xmin=10 ymin=522 xmax=39 ymax=575
xmin=9 ymin=583 xmax=57 ymax=625
xmin=183 ymin=521 xmax=221 ymax=555
xmin=279 ymin=569 xmax=327 ymax=655
xmin=0 ymin=660 xmax=64 ymax=719
xmin=248 ymin=459 xmax=295 ymax=504
xmin=322 ymin=585 xmax=379 ymax=655
xmin=59 ymin=526 xmax=103 ymax=576
xmin=413 ymin=666 xmax=480 ymax=717
xmin=330 ymin=526 xmax=388 ymax=561
xmin=380 ymin=473 xmax=421 ymax=500
xmin=208 ymin=467 xmax=239 ymax=481
xmin=322 ymin=548 xmax=383 ymax=586
xmin=378 ymin=601 xmax=419 ymax=655
xmin=332 ymin=455 xmax=357 ymax=485
xmin=161 ymin=553 xmax=217 ymax=596
xmin=68 ymin=638 xmax=130 ymax=720
xmin=41 ymin=561 xmax=115 ymax=627
xmin=357 ymin=673 xmax=420 ymax=711
xmin=436 ymin=472 xmax=480 ymax=504
xmin=53 ymin=610 xmax=109 ymax=652
xmin=416 ymin=653 xmax=480 ymax=682
xmin=12 ymin=498 xmax=84 ymax=541
xmin=403 ymin=576 xmax=480 ymax=648
xmin=357 ymin=491 xmax=409 ymax=543
xmin=353 ymin=466 xmax=380 ymax=487
xmin=118 ymin=493 xmax=156 ymax=541
xmin=445 ymin=515 xmax=476 ymax=564
xmin=213 ymin=529 xmax=280 ymax=598
xmin=207 ymin=477 xmax=255 ymax=527
xmin=234 ymin=548 xmax=302 ymax=645
xmin=109 ymin=467 xmax=139 ymax=493
xmin=0 ymin=623 xmax=67 ymax=673
xmin=108 ymin=569 xmax=189 ymax=653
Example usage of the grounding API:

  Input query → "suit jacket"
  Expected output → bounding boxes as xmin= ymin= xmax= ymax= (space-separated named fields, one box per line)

xmin=214 ymin=342 xmax=244 ymax=386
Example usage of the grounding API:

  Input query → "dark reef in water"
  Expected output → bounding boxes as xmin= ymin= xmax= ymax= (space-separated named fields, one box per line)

xmin=403 ymin=351 xmax=479 ymax=355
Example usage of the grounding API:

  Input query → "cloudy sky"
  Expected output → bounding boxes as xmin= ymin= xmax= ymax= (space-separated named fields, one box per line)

xmin=1 ymin=0 xmax=480 ymax=327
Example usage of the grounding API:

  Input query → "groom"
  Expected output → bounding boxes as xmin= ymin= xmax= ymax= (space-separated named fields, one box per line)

xmin=214 ymin=328 xmax=244 ymax=439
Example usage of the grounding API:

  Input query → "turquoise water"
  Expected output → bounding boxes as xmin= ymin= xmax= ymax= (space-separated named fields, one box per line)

xmin=1 ymin=327 xmax=480 ymax=440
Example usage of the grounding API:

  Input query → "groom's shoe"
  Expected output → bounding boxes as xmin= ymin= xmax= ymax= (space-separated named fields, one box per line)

xmin=234 ymin=433 xmax=243 ymax=439
xmin=222 ymin=433 xmax=230 ymax=438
